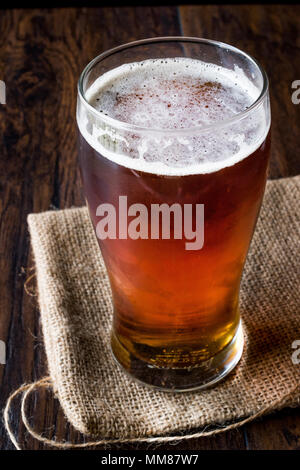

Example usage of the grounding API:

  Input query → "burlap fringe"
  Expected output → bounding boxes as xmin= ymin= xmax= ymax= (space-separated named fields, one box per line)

xmin=3 ymin=378 xmax=299 ymax=450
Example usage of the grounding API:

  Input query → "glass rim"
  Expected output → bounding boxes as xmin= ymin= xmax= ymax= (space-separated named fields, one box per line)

xmin=77 ymin=36 xmax=269 ymax=136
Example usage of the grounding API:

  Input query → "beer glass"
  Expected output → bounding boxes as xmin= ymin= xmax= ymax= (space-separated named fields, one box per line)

xmin=77 ymin=38 xmax=271 ymax=391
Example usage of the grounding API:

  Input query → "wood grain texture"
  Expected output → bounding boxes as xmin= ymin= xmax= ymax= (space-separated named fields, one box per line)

xmin=179 ymin=4 xmax=300 ymax=179
xmin=0 ymin=6 xmax=299 ymax=450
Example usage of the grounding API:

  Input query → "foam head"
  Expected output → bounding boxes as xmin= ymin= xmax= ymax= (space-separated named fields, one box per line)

xmin=77 ymin=58 xmax=270 ymax=175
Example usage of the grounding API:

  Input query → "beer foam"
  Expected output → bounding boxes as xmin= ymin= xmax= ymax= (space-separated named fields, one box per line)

xmin=78 ymin=58 xmax=269 ymax=175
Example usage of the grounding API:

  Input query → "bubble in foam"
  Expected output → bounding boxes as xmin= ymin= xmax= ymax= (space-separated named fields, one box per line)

xmin=78 ymin=58 xmax=269 ymax=176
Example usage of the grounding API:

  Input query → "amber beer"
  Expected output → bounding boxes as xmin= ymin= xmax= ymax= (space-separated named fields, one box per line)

xmin=77 ymin=38 xmax=271 ymax=390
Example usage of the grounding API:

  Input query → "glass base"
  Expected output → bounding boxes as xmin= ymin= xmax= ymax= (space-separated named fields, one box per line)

xmin=110 ymin=322 xmax=244 ymax=392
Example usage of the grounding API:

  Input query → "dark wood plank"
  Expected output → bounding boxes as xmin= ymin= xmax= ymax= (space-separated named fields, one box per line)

xmin=179 ymin=4 xmax=300 ymax=180
xmin=0 ymin=5 xmax=299 ymax=451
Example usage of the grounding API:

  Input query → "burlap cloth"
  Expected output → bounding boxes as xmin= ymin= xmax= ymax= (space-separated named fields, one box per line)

xmin=26 ymin=176 xmax=300 ymax=441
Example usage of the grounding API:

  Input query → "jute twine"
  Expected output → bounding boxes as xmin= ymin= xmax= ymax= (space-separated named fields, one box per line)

xmin=3 ymin=176 xmax=300 ymax=449
xmin=3 ymin=379 xmax=299 ymax=450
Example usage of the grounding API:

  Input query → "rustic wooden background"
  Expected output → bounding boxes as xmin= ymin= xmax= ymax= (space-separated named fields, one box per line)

xmin=0 ymin=5 xmax=299 ymax=450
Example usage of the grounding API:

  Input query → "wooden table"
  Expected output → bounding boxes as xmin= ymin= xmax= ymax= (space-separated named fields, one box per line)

xmin=0 ymin=5 xmax=299 ymax=450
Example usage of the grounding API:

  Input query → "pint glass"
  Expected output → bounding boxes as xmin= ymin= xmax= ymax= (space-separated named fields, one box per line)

xmin=77 ymin=38 xmax=271 ymax=391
